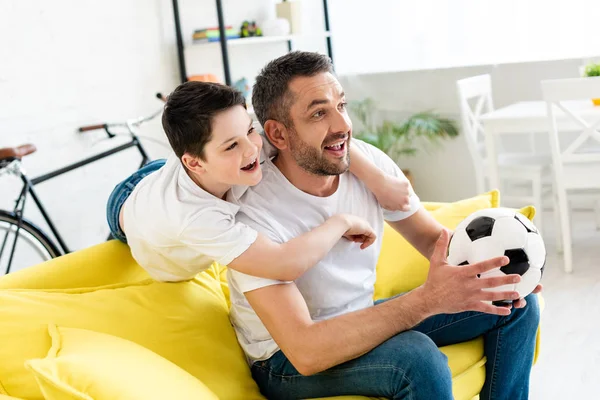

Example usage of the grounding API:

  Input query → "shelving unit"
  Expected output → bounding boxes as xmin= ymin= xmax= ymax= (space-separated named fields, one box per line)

xmin=171 ymin=0 xmax=334 ymax=85
xmin=191 ymin=32 xmax=331 ymax=48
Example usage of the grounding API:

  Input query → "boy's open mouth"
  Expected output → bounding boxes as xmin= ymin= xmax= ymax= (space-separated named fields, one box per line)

xmin=240 ymin=158 xmax=258 ymax=172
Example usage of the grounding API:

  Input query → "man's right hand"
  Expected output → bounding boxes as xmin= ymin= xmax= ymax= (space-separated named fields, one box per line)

xmin=420 ymin=229 xmax=521 ymax=316
xmin=339 ymin=214 xmax=377 ymax=250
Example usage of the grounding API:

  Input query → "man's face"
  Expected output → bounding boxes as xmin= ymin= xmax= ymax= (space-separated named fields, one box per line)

xmin=285 ymin=72 xmax=352 ymax=176
xmin=201 ymin=105 xmax=263 ymax=187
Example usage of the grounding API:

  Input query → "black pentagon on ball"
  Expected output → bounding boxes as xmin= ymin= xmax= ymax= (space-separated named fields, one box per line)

xmin=465 ymin=216 xmax=495 ymax=241
xmin=501 ymin=249 xmax=530 ymax=276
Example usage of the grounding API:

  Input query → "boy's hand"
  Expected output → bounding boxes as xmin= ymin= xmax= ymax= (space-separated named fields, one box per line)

xmin=372 ymin=174 xmax=412 ymax=212
xmin=341 ymin=215 xmax=377 ymax=249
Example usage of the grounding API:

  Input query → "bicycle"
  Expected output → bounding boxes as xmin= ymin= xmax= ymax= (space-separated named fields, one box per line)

xmin=0 ymin=94 xmax=167 ymax=275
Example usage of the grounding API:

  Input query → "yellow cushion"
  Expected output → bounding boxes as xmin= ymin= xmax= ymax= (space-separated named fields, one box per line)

xmin=25 ymin=325 xmax=218 ymax=400
xmin=0 ymin=241 xmax=149 ymax=291
xmin=0 ymin=264 xmax=263 ymax=400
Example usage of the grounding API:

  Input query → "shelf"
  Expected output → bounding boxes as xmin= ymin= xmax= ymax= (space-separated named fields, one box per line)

xmin=190 ymin=32 xmax=331 ymax=48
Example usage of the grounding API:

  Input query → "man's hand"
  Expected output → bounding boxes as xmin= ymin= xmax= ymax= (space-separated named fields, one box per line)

xmin=513 ymin=284 xmax=543 ymax=308
xmin=371 ymin=174 xmax=412 ymax=212
xmin=340 ymin=214 xmax=377 ymax=249
xmin=420 ymin=230 xmax=522 ymax=316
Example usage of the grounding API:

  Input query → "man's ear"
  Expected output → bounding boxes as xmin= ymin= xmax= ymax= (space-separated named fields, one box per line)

xmin=263 ymin=120 xmax=289 ymax=150
xmin=181 ymin=152 xmax=206 ymax=174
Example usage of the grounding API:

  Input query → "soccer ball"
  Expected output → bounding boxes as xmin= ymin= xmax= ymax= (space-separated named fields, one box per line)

xmin=447 ymin=208 xmax=546 ymax=304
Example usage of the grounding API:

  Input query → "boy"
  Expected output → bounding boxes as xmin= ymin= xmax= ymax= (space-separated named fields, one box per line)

xmin=107 ymin=81 xmax=412 ymax=282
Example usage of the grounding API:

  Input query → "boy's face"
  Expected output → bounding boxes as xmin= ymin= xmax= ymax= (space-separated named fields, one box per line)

xmin=201 ymin=105 xmax=263 ymax=187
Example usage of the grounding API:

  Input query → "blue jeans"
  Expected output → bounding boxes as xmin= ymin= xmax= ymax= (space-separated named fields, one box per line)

xmin=106 ymin=159 xmax=166 ymax=243
xmin=251 ymin=294 xmax=540 ymax=400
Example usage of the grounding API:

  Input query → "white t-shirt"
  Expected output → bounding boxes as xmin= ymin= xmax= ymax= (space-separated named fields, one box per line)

xmin=227 ymin=139 xmax=421 ymax=363
xmin=121 ymin=155 xmax=258 ymax=282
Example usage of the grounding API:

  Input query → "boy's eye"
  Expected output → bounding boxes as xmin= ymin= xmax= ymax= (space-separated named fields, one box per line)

xmin=225 ymin=142 xmax=237 ymax=151
xmin=248 ymin=126 xmax=255 ymax=135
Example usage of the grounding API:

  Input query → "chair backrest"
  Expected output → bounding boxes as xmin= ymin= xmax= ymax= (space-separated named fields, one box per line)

xmin=456 ymin=74 xmax=495 ymax=193
xmin=541 ymin=77 xmax=600 ymax=190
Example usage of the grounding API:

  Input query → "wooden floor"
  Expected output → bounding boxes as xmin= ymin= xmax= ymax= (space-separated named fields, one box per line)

xmin=529 ymin=210 xmax=600 ymax=399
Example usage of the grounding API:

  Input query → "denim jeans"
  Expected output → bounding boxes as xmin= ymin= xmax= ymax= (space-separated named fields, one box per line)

xmin=106 ymin=159 xmax=166 ymax=243
xmin=251 ymin=294 xmax=540 ymax=400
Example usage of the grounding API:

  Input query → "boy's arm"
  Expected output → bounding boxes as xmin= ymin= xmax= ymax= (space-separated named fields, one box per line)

xmin=348 ymin=144 xmax=412 ymax=212
xmin=227 ymin=214 xmax=376 ymax=281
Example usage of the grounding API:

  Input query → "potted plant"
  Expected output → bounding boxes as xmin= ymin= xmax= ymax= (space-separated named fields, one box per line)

xmin=349 ymin=98 xmax=459 ymax=185
xmin=583 ymin=62 xmax=600 ymax=106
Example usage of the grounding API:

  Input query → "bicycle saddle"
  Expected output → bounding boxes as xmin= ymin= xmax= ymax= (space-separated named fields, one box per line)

xmin=0 ymin=144 xmax=37 ymax=162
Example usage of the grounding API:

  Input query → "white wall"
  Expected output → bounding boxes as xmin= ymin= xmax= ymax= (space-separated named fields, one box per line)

xmin=0 ymin=0 xmax=179 ymax=251
xmin=340 ymin=58 xmax=594 ymax=203
xmin=330 ymin=0 xmax=600 ymax=76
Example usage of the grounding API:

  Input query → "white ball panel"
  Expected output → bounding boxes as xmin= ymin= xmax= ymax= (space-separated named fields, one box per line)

xmin=491 ymin=216 xmax=528 ymax=250
xmin=467 ymin=236 xmax=505 ymax=264
xmin=448 ymin=229 xmax=471 ymax=265
xmin=525 ymin=233 xmax=546 ymax=270
xmin=516 ymin=268 xmax=541 ymax=298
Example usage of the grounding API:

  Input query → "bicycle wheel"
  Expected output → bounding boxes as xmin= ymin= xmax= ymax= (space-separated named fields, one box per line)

xmin=0 ymin=210 xmax=61 ymax=274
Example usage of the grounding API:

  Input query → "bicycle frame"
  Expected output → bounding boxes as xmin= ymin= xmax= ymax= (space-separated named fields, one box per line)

xmin=1 ymin=99 xmax=165 ymax=272
xmin=12 ymin=136 xmax=149 ymax=255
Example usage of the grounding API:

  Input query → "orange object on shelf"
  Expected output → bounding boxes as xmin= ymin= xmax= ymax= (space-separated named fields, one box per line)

xmin=188 ymin=74 xmax=220 ymax=83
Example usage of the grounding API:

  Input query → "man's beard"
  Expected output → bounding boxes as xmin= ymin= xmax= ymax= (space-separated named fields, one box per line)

xmin=287 ymin=128 xmax=350 ymax=176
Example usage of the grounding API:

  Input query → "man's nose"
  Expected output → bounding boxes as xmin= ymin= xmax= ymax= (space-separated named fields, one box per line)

xmin=331 ymin=108 xmax=352 ymax=133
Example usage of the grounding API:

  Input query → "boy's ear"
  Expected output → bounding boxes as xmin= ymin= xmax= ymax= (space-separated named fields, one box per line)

xmin=181 ymin=153 xmax=206 ymax=174
xmin=263 ymin=120 xmax=289 ymax=151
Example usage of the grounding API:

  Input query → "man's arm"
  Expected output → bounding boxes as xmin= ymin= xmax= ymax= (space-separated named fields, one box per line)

xmin=245 ymin=282 xmax=430 ymax=375
xmin=245 ymin=231 xmax=518 ymax=376
xmin=385 ymin=207 xmax=446 ymax=261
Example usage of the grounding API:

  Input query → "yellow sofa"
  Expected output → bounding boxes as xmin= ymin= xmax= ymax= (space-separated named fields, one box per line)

xmin=0 ymin=191 xmax=540 ymax=400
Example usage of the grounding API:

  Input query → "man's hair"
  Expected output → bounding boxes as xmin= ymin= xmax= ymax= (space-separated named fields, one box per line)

xmin=162 ymin=81 xmax=246 ymax=160
xmin=252 ymin=51 xmax=334 ymax=127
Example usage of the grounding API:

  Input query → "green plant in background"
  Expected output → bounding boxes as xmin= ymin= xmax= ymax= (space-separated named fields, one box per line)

xmin=584 ymin=63 xmax=600 ymax=77
xmin=349 ymin=98 xmax=459 ymax=163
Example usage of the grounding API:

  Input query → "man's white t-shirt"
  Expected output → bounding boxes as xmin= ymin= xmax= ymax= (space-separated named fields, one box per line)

xmin=227 ymin=139 xmax=421 ymax=363
xmin=121 ymin=155 xmax=258 ymax=282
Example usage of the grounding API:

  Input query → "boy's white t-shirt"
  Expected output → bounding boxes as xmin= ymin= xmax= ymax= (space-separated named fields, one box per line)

xmin=227 ymin=139 xmax=421 ymax=363
xmin=121 ymin=155 xmax=258 ymax=282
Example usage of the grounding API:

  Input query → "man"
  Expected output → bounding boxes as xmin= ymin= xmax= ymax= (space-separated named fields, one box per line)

xmin=228 ymin=51 xmax=541 ymax=400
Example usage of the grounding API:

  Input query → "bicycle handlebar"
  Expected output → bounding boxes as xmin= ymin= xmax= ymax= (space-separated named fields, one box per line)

xmin=78 ymin=124 xmax=106 ymax=132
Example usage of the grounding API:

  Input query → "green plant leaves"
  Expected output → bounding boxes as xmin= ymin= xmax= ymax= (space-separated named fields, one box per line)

xmin=349 ymin=98 xmax=459 ymax=162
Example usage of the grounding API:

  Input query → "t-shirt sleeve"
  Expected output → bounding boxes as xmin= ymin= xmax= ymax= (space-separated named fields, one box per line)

xmin=179 ymin=208 xmax=258 ymax=267
xmin=353 ymin=139 xmax=422 ymax=222
xmin=226 ymin=208 xmax=290 ymax=293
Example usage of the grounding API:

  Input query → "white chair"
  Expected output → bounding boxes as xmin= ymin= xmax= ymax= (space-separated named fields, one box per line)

xmin=457 ymin=74 xmax=551 ymax=235
xmin=541 ymin=77 xmax=600 ymax=273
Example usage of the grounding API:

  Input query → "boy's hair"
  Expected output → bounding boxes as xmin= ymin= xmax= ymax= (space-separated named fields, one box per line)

xmin=252 ymin=51 xmax=334 ymax=128
xmin=162 ymin=81 xmax=246 ymax=160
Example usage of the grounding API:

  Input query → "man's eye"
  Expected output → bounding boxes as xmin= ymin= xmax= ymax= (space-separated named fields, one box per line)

xmin=313 ymin=110 xmax=325 ymax=118
xmin=339 ymin=102 xmax=348 ymax=110
xmin=226 ymin=142 xmax=237 ymax=151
